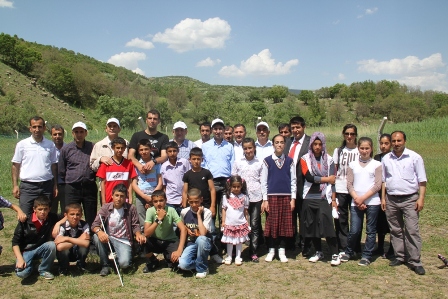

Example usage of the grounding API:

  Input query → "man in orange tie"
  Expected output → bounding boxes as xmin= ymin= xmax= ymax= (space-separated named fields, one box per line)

xmin=283 ymin=116 xmax=311 ymax=253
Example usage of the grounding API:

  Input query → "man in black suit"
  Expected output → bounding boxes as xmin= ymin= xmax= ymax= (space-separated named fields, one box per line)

xmin=283 ymin=116 xmax=311 ymax=253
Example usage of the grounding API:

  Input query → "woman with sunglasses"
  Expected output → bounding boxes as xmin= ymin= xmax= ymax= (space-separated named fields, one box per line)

xmin=333 ymin=124 xmax=360 ymax=258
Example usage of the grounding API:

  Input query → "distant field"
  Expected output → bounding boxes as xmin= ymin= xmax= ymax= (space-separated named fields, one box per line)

xmin=0 ymin=117 xmax=447 ymax=298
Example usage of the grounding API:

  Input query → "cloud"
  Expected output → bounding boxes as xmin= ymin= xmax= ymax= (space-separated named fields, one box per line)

xmin=152 ymin=17 xmax=231 ymax=52
xmin=107 ymin=52 xmax=146 ymax=71
xmin=125 ymin=38 xmax=154 ymax=50
xmin=132 ymin=68 xmax=145 ymax=75
xmin=0 ymin=0 xmax=13 ymax=8
xmin=365 ymin=7 xmax=378 ymax=15
xmin=337 ymin=73 xmax=346 ymax=80
xmin=357 ymin=53 xmax=448 ymax=91
xmin=357 ymin=53 xmax=444 ymax=75
xmin=196 ymin=57 xmax=221 ymax=67
xmin=218 ymin=49 xmax=299 ymax=77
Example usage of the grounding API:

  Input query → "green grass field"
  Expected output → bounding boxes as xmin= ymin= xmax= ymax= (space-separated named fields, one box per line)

xmin=0 ymin=117 xmax=447 ymax=298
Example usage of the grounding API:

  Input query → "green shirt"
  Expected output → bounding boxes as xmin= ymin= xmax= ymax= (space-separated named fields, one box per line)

xmin=145 ymin=206 xmax=181 ymax=241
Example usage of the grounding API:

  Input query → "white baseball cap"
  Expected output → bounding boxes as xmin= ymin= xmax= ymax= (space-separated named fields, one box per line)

xmin=173 ymin=121 xmax=187 ymax=130
xmin=211 ymin=118 xmax=225 ymax=128
xmin=72 ymin=121 xmax=87 ymax=131
xmin=106 ymin=117 xmax=120 ymax=128
xmin=256 ymin=121 xmax=270 ymax=131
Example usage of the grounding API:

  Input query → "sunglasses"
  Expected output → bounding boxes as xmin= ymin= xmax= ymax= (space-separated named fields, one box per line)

xmin=344 ymin=132 xmax=356 ymax=136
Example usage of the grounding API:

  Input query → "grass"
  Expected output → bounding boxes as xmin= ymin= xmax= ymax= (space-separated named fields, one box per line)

xmin=0 ymin=117 xmax=448 ymax=298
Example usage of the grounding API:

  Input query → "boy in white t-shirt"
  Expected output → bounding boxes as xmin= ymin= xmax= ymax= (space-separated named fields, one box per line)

xmin=91 ymin=184 xmax=146 ymax=276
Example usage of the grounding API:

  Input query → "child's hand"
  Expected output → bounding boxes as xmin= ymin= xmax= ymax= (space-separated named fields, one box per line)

xmin=135 ymin=233 xmax=147 ymax=244
xmin=16 ymin=258 xmax=26 ymax=270
xmin=210 ymin=206 xmax=216 ymax=218
xmin=54 ymin=235 xmax=69 ymax=245
xmin=171 ymin=249 xmax=182 ymax=262
xmin=156 ymin=208 xmax=167 ymax=220
xmin=197 ymin=206 xmax=204 ymax=214
xmin=261 ymin=201 xmax=269 ymax=213
xmin=290 ymin=199 xmax=295 ymax=212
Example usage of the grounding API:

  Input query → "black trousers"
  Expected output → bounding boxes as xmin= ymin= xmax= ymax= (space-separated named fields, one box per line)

xmin=65 ymin=181 xmax=98 ymax=227
xmin=19 ymin=180 xmax=53 ymax=215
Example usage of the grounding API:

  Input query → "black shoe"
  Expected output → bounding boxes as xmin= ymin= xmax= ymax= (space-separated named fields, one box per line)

xmin=143 ymin=258 xmax=159 ymax=273
xmin=302 ymin=248 xmax=311 ymax=258
xmin=76 ymin=261 xmax=88 ymax=273
xmin=59 ymin=268 xmax=69 ymax=276
xmin=413 ymin=266 xmax=426 ymax=275
xmin=389 ymin=259 xmax=404 ymax=266
xmin=100 ymin=266 xmax=110 ymax=276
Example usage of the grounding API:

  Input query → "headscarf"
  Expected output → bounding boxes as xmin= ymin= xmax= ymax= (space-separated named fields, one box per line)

xmin=308 ymin=132 xmax=329 ymax=198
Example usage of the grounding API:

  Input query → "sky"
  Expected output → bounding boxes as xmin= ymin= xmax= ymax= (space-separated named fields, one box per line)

xmin=1 ymin=0 xmax=447 ymax=92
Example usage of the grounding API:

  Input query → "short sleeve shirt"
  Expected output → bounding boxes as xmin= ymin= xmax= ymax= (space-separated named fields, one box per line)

xmin=96 ymin=158 xmax=137 ymax=203
xmin=145 ymin=206 xmax=181 ymax=241
xmin=129 ymin=131 xmax=169 ymax=160
xmin=135 ymin=159 xmax=161 ymax=195
xmin=182 ymin=168 xmax=213 ymax=205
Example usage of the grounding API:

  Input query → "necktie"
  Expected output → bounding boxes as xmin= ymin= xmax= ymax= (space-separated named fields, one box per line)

xmin=288 ymin=140 xmax=300 ymax=159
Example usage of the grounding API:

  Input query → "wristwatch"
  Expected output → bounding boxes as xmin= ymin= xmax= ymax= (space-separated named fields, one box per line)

xmin=152 ymin=157 xmax=157 ymax=165
xmin=94 ymin=227 xmax=102 ymax=234
xmin=156 ymin=218 xmax=163 ymax=225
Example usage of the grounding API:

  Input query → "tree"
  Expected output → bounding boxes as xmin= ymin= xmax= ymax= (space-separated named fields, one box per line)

xmin=96 ymin=95 xmax=145 ymax=129
xmin=167 ymin=87 xmax=188 ymax=113
xmin=266 ymin=85 xmax=288 ymax=103
xmin=156 ymin=98 xmax=172 ymax=128
xmin=41 ymin=64 xmax=78 ymax=104
xmin=329 ymin=83 xmax=346 ymax=99
xmin=298 ymin=90 xmax=315 ymax=105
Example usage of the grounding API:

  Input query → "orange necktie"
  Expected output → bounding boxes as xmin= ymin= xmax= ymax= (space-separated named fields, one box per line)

xmin=288 ymin=140 xmax=300 ymax=159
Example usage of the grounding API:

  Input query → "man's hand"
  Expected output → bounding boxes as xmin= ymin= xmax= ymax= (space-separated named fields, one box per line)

xmin=13 ymin=186 xmax=20 ymax=199
xmin=142 ymin=160 xmax=156 ymax=172
xmin=171 ymin=249 xmax=182 ymax=262
xmin=53 ymin=184 xmax=58 ymax=198
xmin=381 ymin=198 xmax=386 ymax=211
xmin=100 ymin=156 xmax=113 ymax=166
xmin=156 ymin=208 xmax=167 ymax=220
xmin=415 ymin=197 xmax=424 ymax=212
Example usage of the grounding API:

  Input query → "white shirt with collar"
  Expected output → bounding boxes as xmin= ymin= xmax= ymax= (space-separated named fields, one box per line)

xmin=255 ymin=139 xmax=274 ymax=160
xmin=233 ymin=141 xmax=244 ymax=161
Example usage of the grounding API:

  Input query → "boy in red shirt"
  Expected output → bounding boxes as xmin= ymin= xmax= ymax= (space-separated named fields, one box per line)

xmin=97 ymin=137 xmax=137 ymax=205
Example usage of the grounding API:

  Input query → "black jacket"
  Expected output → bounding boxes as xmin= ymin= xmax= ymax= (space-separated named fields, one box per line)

xmin=12 ymin=212 xmax=58 ymax=252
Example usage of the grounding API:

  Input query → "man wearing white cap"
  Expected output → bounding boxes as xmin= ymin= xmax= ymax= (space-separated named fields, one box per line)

xmin=255 ymin=122 xmax=274 ymax=160
xmin=11 ymin=116 xmax=58 ymax=215
xmin=59 ymin=122 xmax=97 ymax=227
xmin=90 ymin=118 xmax=128 ymax=172
xmin=171 ymin=121 xmax=195 ymax=160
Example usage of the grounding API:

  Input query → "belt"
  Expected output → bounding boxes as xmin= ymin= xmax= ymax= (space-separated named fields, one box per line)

xmin=21 ymin=179 xmax=52 ymax=186
xmin=390 ymin=193 xmax=418 ymax=198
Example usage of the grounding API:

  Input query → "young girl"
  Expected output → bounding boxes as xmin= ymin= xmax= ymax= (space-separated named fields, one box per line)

xmin=221 ymin=175 xmax=250 ymax=266
xmin=374 ymin=133 xmax=394 ymax=258
xmin=232 ymin=137 xmax=263 ymax=263
xmin=300 ymin=132 xmax=339 ymax=266
xmin=261 ymin=134 xmax=296 ymax=263
xmin=341 ymin=137 xmax=382 ymax=266
xmin=333 ymin=124 xmax=360 ymax=255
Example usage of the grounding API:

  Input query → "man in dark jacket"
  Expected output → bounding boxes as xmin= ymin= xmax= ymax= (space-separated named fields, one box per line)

xmin=12 ymin=196 xmax=58 ymax=280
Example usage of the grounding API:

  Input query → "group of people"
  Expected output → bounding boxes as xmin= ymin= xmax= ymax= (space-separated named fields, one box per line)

xmin=3 ymin=109 xmax=427 ymax=281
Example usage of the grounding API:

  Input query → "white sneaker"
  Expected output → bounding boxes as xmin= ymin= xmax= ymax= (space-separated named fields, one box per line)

xmin=309 ymin=251 xmax=324 ymax=263
xmin=224 ymin=256 xmax=232 ymax=265
xmin=265 ymin=248 xmax=275 ymax=262
xmin=195 ymin=269 xmax=209 ymax=278
xmin=210 ymin=254 xmax=224 ymax=264
xmin=331 ymin=254 xmax=341 ymax=266
xmin=235 ymin=257 xmax=243 ymax=266
xmin=278 ymin=248 xmax=288 ymax=263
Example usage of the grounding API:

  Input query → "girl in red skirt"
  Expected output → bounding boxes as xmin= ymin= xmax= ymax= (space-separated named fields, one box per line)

xmin=221 ymin=175 xmax=250 ymax=266
xmin=261 ymin=134 xmax=296 ymax=263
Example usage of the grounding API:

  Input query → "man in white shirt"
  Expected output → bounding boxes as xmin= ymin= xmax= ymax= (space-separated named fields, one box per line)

xmin=194 ymin=122 xmax=211 ymax=148
xmin=233 ymin=124 xmax=246 ymax=161
xmin=255 ymin=122 xmax=274 ymax=160
xmin=11 ymin=116 xmax=58 ymax=215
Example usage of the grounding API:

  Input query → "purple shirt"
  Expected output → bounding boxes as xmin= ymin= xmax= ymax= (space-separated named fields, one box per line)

xmin=161 ymin=158 xmax=191 ymax=205
xmin=382 ymin=148 xmax=427 ymax=195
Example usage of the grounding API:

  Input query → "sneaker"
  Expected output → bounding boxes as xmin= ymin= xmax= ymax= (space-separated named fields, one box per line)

xmin=265 ymin=248 xmax=275 ymax=262
xmin=100 ymin=267 xmax=110 ymax=276
xmin=40 ymin=271 xmax=54 ymax=280
xmin=251 ymin=255 xmax=259 ymax=263
xmin=210 ymin=254 xmax=224 ymax=264
xmin=224 ymin=256 xmax=232 ymax=265
xmin=278 ymin=249 xmax=288 ymax=263
xmin=358 ymin=258 xmax=371 ymax=266
xmin=340 ymin=253 xmax=351 ymax=263
xmin=309 ymin=251 xmax=324 ymax=263
xmin=195 ymin=269 xmax=209 ymax=278
xmin=331 ymin=254 xmax=341 ymax=266
xmin=235 ymin=257 xmax=243 ymax=266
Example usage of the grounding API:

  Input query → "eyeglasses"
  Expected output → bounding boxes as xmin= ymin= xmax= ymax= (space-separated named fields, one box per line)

xmin=344 ymin=132 xmax=356 ymax=136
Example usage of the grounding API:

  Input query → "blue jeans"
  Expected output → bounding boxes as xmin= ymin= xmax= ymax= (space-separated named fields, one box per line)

xmin=16 ymin=241 xmax=56 ymax=278
xmin=93 ymin=234 xmax=132 ymax=269
xmin=346 ymin=205 xmax=380 ymax=260
xmin=57 ymin=245 xmax=89 ymax=270
xmin=178 ymin=236 xmax=211 ymax=273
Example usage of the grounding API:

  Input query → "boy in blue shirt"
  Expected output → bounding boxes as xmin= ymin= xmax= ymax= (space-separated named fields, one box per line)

xmin=178 ymin=188 xmax=213 ymax=278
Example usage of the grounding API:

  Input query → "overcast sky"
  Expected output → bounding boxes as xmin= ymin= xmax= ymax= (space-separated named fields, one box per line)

xmin=1 ymin=0 xmax=447 ymax=92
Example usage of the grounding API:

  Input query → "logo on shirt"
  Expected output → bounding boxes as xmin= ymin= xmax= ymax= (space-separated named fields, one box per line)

xmin=202 ymin=177 xmax=205 ymax=180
